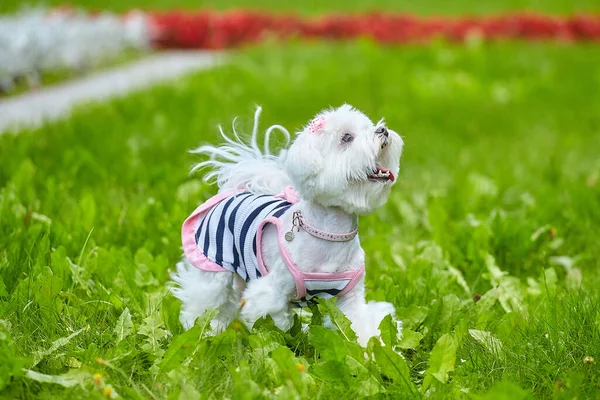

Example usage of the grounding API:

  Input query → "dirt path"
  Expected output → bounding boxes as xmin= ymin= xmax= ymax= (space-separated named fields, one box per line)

xmin=0 ymin=51 xmax=221 ymax=134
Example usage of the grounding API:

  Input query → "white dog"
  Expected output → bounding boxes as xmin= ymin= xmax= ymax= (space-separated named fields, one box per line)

xmin=171 ymin=104 xmax=404 ymax=346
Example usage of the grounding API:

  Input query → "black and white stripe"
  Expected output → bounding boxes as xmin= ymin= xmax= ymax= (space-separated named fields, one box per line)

xmin=293 ymin=279 xmax=351 ymax=306
xmin=195 ymin=193 xmax=292 ymax=281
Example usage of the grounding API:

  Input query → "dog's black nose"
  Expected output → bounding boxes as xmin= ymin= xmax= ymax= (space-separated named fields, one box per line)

xmin=376 ymin=126 xmax=389 ymax=138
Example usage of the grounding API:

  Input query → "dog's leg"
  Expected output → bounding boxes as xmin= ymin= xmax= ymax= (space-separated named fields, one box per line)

xmin=336 ymin=277 xmax=397 ymax=347
xmin=170 ymin=259 xmax=240 ymax=332
xmin=240 ymin=272 xmax=295 ymax=332
xmin=211 ymin=273 xmax=245 ymax=332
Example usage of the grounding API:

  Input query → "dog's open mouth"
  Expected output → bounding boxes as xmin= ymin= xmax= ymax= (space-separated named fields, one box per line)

xmin=368 ymin=166 xmax=395 ymax=182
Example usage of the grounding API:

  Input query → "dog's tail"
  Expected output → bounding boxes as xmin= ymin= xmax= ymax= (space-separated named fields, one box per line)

xmin=191 ymin=107 xmax=293 ymax=195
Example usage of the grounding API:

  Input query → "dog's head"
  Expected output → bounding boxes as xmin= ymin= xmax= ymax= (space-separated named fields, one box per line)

xmin=284 ymin=104 xmax=404 ymax=215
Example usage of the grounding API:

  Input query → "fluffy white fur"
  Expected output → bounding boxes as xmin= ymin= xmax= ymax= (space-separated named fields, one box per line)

xmin=171 ymin=104 xmax=404 ymax=346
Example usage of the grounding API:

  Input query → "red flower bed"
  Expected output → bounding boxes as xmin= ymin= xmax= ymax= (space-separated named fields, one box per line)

xmin=145 ymin=10 xmax=600 ymax=49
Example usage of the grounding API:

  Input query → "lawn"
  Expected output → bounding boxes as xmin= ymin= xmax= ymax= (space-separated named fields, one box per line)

xmin=1 ymin=37 xmax=600 ymax=400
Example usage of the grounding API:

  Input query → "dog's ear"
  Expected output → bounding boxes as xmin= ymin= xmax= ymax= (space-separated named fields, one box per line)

xmin=307 ymin=116 xmax=327 ymax=134
xmin=284 ymin=132 xmax=323 ymax=192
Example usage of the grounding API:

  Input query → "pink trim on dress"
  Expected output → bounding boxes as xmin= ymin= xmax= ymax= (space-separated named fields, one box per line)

xmin=255 ymin=216 xmax=365 ymax=299
xmin=181 ymin=189 xmax=244 ymax=272
xmin=255 ymin=216 xmax=305 ymax=296
xmin=274 ymin=185 xmax=300 ymax=204
xmin=337 ymin=267 xmax=365 ymax=296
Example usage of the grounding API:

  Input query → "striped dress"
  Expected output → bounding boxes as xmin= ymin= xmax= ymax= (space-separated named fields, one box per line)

xmin=181 ymin=188 xmax=364 ymax=303
xmin=194 ymin=192 xmax=291 ymax=281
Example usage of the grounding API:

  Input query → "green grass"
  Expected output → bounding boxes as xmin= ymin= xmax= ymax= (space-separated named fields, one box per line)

xmin=3 ymin=0 xmax=600 ymax=14
xmin=1 ymin=40 xmax=600 ymax=399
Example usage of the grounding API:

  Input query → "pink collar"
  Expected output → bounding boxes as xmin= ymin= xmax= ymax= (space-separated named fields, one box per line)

xmin=285 ymin=211 xmax=358 ymax=242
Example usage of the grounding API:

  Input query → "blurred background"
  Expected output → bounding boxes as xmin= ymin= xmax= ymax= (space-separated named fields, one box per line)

xmin=1 ymin=0 xmax=599 ymax=96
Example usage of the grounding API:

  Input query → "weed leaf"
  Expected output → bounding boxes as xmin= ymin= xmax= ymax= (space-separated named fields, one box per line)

xmin=31 ymin=327 xmax=88 ymax=367
xmin=469 ymin=329 xmax=503 ymax=354
xmin=318 ymin=299 xmax=357 ymax=342
xmin=114 ymin=307 xmax=133 ymax=344
xmin=24 ymin=369 xmax=92 ymax=389
xmin=398 ymin=329 xmax=424 ymax=350
xmin=308 ymin=325 xmax=347 ymax=362
xmin=373 ymin=341 xmax=415 ymax=392
xmin=423 ymin=333 xmax=457 ymax=390
xmin=159 ymin=310 xmax=217 ymax=373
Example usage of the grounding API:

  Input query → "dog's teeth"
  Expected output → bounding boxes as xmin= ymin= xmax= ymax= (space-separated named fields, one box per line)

xmin=377 ymin=171 xmax=384 ymax=177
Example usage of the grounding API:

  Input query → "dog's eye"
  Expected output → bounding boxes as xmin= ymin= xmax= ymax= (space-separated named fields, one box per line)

xmin=341 ymin=133 xmax=354 ymax=144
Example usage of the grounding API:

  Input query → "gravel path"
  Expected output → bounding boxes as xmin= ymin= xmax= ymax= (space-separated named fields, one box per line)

xmin=0 ymin=51 xmax=221 ymax=134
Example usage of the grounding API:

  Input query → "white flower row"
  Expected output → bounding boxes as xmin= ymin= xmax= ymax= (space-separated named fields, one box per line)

xmin=0 ymin=8 xmax=151 ymax=90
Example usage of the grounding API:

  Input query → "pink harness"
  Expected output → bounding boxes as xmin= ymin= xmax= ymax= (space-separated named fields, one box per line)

xmin=182 ymin=186 xmax=364 ymax=302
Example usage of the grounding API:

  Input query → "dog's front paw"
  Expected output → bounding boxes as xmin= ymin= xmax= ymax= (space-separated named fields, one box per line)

xmin=367 ymin=300 xmax=395 ymax=318
xmin=352 ymin=301 xmax=397 ymax=347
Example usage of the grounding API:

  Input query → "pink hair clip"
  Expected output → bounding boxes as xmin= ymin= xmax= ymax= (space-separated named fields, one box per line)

xmin=308 ymin=116 xmax=327 ymax=134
